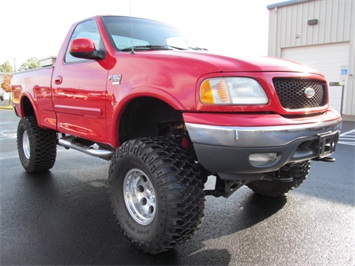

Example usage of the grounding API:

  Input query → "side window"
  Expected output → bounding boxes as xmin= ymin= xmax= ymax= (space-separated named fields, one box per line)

xmin=65 ymin=20 xmax=101 ymax=63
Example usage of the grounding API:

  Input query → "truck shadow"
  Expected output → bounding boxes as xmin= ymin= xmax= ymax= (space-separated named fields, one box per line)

xmin=186 ymin=190 xmax=287 ymax=244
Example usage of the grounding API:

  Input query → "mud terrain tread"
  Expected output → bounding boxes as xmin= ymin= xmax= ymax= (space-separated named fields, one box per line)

xmin=246 ymin=161 xmax=311 ymax=197
xmin=17 ymin=116 xmax=57 ymax=173
xmin=108 ymin=137 xmax=205 ymax=254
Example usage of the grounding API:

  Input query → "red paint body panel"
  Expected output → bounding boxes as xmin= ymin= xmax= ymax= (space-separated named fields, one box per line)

xmin=11 ymin=15 xmax=341 ymax=149
xmin=11 ymin=67 xmax=57 ymax=130
xmin=51 ymin=59 xmax=108 ymax=143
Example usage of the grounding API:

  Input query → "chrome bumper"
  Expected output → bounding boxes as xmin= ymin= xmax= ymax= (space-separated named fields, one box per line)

xmin=185 ymin=118 xmax=342 ymax=177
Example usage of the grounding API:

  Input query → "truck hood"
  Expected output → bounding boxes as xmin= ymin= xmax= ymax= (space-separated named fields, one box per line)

xmin=111 ymin=49 xmax=325 ymax=112
xmin=140 ymin=50 xmax=322 ymax=75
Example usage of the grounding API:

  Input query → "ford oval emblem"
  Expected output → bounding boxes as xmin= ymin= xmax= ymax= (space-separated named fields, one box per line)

xmin=304 ymin=87 xmax=315 ymax=99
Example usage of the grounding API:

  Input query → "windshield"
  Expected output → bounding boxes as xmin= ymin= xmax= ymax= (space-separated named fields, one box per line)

xmin=101 ymin=16 xmax=205 ymax=51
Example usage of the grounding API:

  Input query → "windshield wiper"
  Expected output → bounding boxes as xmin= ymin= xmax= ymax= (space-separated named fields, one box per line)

xmin=120 ymin=45 xmax=205 ymax=52
xmin=121 ymin=45 xmax=186 ymax=52
xmin=188 ymin=47 xmax=208 ymax=51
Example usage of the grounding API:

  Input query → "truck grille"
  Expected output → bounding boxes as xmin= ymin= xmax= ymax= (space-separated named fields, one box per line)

xmin=273 ymin=78 xmax=327 ymax=109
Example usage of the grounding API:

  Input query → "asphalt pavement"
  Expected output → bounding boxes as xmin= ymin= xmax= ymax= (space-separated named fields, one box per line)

xmin=0 ymin=108 xmax=354 ymax=265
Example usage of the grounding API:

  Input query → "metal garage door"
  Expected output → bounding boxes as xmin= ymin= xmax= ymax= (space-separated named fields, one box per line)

xmin=282 ymin=42 xmax=350 ymax=113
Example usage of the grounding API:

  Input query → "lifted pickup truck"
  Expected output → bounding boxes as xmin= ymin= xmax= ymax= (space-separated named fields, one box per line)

xmin=11 ymin=15 xmax=341 ymax=254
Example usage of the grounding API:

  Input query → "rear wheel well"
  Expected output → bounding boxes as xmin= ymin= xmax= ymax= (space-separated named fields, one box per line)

xmin=119 ymin=97 xmax=184 ymax=144
xmin=21 ymin=96 xmax=35 ymax=117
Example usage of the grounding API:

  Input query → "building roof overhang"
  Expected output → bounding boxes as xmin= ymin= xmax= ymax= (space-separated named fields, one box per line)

xmin=267 ymin=0 xmax=312 ymax=10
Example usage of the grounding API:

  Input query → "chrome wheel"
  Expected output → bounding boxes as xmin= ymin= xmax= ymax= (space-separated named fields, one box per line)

xmin=123 ymin=168 xmax=156 ymax=225
xmin=22 ymin=130 xmax=30 ymax=159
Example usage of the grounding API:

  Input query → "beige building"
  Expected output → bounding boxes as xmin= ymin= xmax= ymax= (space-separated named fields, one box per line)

xmin=267 ymin=0 xmax=354 ymax=121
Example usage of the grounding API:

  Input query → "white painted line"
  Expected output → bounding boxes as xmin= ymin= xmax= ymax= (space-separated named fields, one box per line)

xmin=338 ymin=128 xmax=355 ymax=146
xmin=340 ymin=129 xmax=355 ymax=136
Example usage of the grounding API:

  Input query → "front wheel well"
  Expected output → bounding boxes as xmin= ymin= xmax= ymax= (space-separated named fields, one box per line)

xmin=119 ymin=97 xmax=184 ymax=144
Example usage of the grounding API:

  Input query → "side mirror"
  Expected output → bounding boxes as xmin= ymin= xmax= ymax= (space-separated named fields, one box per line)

xmin=69 ymin=38 xmax=105 ymax=60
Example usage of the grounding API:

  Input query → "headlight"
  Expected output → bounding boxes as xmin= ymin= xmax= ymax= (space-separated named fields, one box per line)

xmin=200 ymin=77 xmax=268 ymax=105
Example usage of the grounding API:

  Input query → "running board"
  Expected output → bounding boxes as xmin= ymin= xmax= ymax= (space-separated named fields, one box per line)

xmin=58 ymin=137 xmax=114 ymax=160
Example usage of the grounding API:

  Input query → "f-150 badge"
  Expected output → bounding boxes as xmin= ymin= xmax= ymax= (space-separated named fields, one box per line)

xmin=109 ymin=75 xmax=122 ymax=85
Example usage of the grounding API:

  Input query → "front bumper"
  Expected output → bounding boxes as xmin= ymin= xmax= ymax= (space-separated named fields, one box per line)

xmin=185 ymin=113 xmax=342 ymax=177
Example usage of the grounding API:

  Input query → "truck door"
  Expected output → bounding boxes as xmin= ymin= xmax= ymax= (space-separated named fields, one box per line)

xmin=52 ymin=19 xmax=108 ymax=143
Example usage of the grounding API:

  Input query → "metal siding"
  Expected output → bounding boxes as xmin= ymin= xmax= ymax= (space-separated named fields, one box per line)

xmin=268 ymin=0 xmax=352 ymax=49
xmin=268 ymin=8 xmax=279 ymax=56
xmin=310 ymin=1 xmax=317 ymax=41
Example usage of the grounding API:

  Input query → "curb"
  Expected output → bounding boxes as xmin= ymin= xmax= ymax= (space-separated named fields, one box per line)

xmin=0 ymin=105 xmax=13 ymax=110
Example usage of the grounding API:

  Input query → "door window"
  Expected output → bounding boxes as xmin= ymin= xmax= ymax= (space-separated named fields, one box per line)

xmin=65 ymin=19 xmax=101 ymax=63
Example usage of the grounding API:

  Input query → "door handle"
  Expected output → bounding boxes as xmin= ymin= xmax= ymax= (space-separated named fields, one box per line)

xmin=54 ymin=75 xmax=63 ymax=85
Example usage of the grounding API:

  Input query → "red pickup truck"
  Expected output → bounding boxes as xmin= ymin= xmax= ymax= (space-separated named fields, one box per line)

xmin=11 ymin=15 xmax=341 ymax=254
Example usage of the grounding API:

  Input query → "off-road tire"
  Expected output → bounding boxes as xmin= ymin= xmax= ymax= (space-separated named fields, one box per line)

xmin=17 ymin=116 xmax=57 ymax=173
xmin=108 ymin=137 xmax=205 ymax=254
xmin=246 ymin=161 xmax=311 ymax=197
